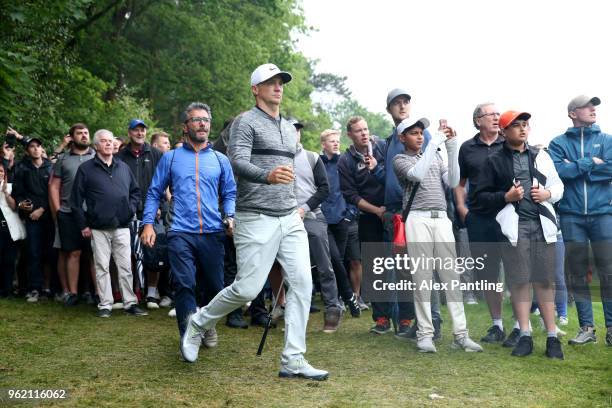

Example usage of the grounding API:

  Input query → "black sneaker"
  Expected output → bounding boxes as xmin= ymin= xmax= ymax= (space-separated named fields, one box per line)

xmin=96 ymin=309 xmax=111 ymax=318
xmin=433 ymin=319 xmax=442 ymax=341
xmin=394 ymin=320 xmax=414 ymax=341
xmin=502 ymin=328 xmax=521 ymax=348
xmin=545 ymin=337 xmax=564 ymax=359
xmin=481 ymin=325 xmax=506 ymax=343
xmin=226 ymin=309 xmax=248 ymax=329
xmin=607 ymin=327 xmax=612 ymax=347
xmin=64 ymin=293 xmax=79 ymax=307
xmin=404 ymin=322 xmax=418 ymax=341
xmin=251 ymin=313 xmax=276 ymax=328
xmin=511 ymin=335 xmax=533 ymax=357
xmin=40 ymin=289 xmax=52 ymax=300
xmin=369 ymin=317 xmax=392 ymax=334
xmin=124 ymin=304 xmax=148 ymax=316
xmin=345 ymin=295 xmax=361 ymax=318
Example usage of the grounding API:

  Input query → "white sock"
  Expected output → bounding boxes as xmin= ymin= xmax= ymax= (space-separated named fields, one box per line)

xmin=514 ymin=320 xmax=532 ymax=330
xmin=147 ymin=287 xmax=159 ymax=299
xmin=493 ymin=319 xmax=503 ymax=330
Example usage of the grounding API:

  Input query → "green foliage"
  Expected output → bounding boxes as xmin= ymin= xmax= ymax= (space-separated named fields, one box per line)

xmin=1 ymin=0 xmax=389 ymax=154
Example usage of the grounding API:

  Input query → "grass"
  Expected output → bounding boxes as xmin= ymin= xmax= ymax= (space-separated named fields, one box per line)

xmin=1 ymin=297 xmax=611 ymax=407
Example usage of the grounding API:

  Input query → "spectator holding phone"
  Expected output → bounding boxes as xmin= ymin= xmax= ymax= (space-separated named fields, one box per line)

xmin=394 ymin=116 xmax=482 ymax=353
xmin=11 ymin=135 xmax=54 ymax=302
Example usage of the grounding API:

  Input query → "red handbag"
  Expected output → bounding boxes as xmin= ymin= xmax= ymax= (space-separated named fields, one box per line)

xmin=393 ymin=182 xmax=420 ymax=253
xmin=392 ymin=214 xmax=406 ymax=252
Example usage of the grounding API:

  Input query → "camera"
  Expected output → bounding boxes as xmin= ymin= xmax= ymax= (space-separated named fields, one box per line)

xmin=5 ymin=128 xmax=16 ymax=148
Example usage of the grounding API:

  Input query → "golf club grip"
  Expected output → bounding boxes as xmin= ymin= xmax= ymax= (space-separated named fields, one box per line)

xmin=256 ymin=316 xmax=272 ymax=356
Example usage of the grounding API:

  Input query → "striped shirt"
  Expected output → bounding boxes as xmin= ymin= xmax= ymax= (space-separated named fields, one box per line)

xmin=394 ymin=151 xmax=448 ymax=211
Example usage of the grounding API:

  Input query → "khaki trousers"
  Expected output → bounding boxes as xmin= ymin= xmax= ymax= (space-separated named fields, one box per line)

xmin=91 ymin=228 xmax=137 ymax=310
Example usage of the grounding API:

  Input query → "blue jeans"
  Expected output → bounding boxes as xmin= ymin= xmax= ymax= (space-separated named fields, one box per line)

xmin=554 ymin=237 xmax=568 ymax=318
xmin=560 ymin=214 xmax=612 ymax=328
xmin=167 ymin=231 xmax=225 ymax=336
xmin=530 ymin=236 xmax=568 ymax=318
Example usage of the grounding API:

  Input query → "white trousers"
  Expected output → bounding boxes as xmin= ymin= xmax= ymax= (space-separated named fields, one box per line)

xmin=405 ymin=213 xmax=468 ymax=340
xmin=194 ymin=210 xmax=312 ymax=363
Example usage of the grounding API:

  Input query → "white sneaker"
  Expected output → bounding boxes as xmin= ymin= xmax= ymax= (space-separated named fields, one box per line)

xmin=452 ymin=336 xmax=483 ymax=352
xmin=279 ymin=357 xmax=328 ymax=381
xmin=180 ymin=314 xmax=203 ymax=363
xmin=357 ymin=296 xmax=369 ymax=311
xmin=558 ymin=316 xmax=569 ymax=326
xmin=539 ymin=318 xmax=567 ymax=337
xmin=202 ymin=327 xmax=218 ymax=348
xmin=538 ymin=317 xmax=546 ymax=330
xmin=555 ymin=325 xmax=567 ymax=337
xmin=146 ymin=297 xmax=160 ymax=310
xmin=26 ymin=290 xmax=39 ymax=303
xmin=55 ymin=292 xmax=69 ymax=303
xmin=271 ymin=305 xmax=285 ymax=321
xmin=168 ymin=308 xmax=176 ymax=317
xmin=464 ymin=293 xmax=478 ymax=305
xmin=417 ymin=337 xmax=437 ymax=353
xmin=159 ymin=296 xmax=173 ymax=308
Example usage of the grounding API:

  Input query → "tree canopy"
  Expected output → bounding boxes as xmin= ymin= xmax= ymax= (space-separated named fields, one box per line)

xmin=1 ymin=0 xmax=391 ymax=152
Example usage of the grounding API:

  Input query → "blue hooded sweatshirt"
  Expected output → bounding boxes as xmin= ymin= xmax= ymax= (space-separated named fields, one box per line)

xmin=320 ymin=153 xmax=357 ymax=224
xmin=547 ymin=124 xmax=611 ymax=216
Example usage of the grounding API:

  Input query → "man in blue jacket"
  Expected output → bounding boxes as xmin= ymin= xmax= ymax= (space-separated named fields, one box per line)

xmin=548 ymin=95 xmax=612 ymax=346
xmin=320 ymin=129 xmax=361 ymax=319
xmin=141 ymin=102 xmax=236 ymax=345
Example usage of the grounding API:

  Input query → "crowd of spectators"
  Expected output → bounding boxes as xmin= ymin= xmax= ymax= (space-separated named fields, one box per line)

xmin=1 ymin=82 xmax=610 ymax=365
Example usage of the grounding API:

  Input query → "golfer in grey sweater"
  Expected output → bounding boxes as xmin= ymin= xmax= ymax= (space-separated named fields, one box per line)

xmin=180 ymin=63 xmax=328 ymax=381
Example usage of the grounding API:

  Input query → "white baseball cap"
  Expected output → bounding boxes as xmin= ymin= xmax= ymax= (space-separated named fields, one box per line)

xmin=567 ymin=95 xmax=601 ymax=112
xmin=397 ymin=116 xmax=430 ymax=135
xmin=250 ymin=63 xmax=292 ymax=86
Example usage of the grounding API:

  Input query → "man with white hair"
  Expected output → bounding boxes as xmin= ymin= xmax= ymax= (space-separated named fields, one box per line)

xmin=71 ymin=129 xmax=146 ymax=318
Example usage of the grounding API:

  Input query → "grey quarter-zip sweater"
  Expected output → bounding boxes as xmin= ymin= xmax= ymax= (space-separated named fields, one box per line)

xmin=228 ymin=106 xmax=298 ymax=216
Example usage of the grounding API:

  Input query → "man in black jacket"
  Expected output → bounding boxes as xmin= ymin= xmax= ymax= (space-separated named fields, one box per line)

xmin=12 ymin=137 xmax=53 ymax=302
xmin=116 ymin=119 xmax=163 ymax=308
xmin=71 ymin=129 xmax=147 ymax=318
xmin=338 ymin=116 xmax=392 ymax=334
